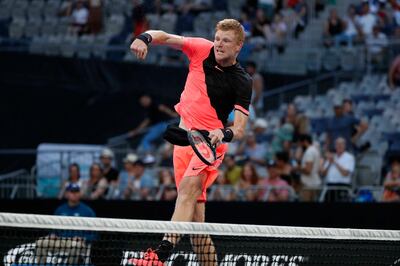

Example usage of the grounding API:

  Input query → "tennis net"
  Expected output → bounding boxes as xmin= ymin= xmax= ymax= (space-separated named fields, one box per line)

xmin=1 ymin=212 xmax=400 ymax=266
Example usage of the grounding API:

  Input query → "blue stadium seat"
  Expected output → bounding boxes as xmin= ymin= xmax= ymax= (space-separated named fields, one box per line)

xmin=363 ymin=109 xmax=383 ymax=118
xmin=382 ymin=132 xmax=400 ymax=143
xmin=351 ymin=94 xmax=371 ymax=104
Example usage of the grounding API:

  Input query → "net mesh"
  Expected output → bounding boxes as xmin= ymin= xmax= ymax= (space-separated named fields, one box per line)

xmin=1 ymin=212 xmax=400 ymax=266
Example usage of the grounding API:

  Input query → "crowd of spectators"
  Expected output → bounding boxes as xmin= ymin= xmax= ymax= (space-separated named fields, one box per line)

xmin=321 ymin=0 xmax=400 ymax=69
xmin=58 ymin=84 xmax=399 ymax=203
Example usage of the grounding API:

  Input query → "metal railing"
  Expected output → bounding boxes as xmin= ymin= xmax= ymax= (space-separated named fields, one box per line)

xmin=0 ymin=169 xmax=36 ymax=199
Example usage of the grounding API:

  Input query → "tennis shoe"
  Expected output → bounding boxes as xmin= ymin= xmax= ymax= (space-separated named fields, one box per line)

xmin=128 ymin=248 xmax=164 ymax=266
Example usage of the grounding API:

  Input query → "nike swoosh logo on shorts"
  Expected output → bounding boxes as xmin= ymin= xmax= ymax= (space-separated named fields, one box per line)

xmin=192 ymin=166 xmax=203 ymax=171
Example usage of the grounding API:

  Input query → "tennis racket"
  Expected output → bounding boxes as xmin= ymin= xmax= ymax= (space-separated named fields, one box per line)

xmin=187 ymin=129 xmax=216 ymax=166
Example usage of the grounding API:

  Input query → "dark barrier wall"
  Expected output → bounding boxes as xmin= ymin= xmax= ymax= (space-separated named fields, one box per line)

xmin=0 ymin=200 xmax=399 ymax=230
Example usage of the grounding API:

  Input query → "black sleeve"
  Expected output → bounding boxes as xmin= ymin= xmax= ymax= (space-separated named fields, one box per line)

xmin=235 ymin=74 xmax=253 ymax=115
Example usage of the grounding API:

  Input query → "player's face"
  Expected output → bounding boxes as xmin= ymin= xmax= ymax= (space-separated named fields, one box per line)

xmin=214 ymin=30 xmax=242 ymax=65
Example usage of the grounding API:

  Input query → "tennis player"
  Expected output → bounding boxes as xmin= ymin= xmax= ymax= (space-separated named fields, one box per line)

xmin=129 ymin=19 xmax=252 ymax=266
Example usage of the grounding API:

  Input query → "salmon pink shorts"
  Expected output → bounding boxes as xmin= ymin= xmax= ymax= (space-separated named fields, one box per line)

xmin=173 ymin=143 xmax=228 ymax=202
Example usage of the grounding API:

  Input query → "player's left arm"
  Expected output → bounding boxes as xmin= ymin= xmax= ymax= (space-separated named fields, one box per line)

xmin=229 ymin=110 xmax=248 ymax=140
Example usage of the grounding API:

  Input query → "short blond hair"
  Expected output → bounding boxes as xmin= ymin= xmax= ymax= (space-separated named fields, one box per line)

xmin=215 ymin=19 xmax=245 ymax=44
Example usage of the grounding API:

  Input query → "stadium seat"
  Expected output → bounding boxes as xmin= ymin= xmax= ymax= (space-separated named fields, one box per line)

xmin=146 ymin=14 xmax=160 ymax=29
xmin=340 ymin=48 xmax=357 ymax=71
xmin=158 ymin=13 xmax=177 ymax=34
xmin=45 ymin=34 xmax=63 ymax=56
xmin=43 ymin=0 xmax=61 ymax=18
xmin=105 ymin=14 xmax=124 ymax=36
xmin=24 ymin=18 xmax=42 ymax=38
xmin=76 ymin=34 xmax=94 ymax=59
xmin=59 ymin=34 xmax=78 ymax=58
xmin=11 ymin=7 xmax=26 ymax=20
xmin=322 ymin=49 xmax=340 ymax=71
xmin=105 ymin=0 xmax=125 ymax=15
xmin=363 ymin=109 xmax=383 ymax=118
xmin=13 ymin=0 xmax=29 ymax=10
xmin=354 ymin=165 xmax=377 ymax=187
xmin=55 ymin=16 xmax=72 ymax=35
xmin=29 ymin=35 xmax=47 ymax=54
xmin=92 ymin=34 xmax=111 ymax=59
xmin=8 ymin=17 xmax=26 ymax=39
xmin=193 ymin=12 xmax=212 ymax=36
xmin=0 ymin=5 xmax=11 ymax=20
xmin=40 ymin=17 xmax=58 ymax=36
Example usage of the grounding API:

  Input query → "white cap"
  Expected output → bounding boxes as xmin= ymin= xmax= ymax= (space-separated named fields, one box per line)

xmin=254 ymin=118 xmax=268 ymax=129
xmin=123 ymin=153 xmax=138 ymax=163
xmin=101 ymin=148 xmax=114 ymax=159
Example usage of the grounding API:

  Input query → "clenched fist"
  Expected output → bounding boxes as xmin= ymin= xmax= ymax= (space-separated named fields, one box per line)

xmin=130 ymin=38 xmax=148 ymax=60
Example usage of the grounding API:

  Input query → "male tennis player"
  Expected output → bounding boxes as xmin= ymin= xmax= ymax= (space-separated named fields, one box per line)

xmin=129 ymin=19 xmax=252 ymax=266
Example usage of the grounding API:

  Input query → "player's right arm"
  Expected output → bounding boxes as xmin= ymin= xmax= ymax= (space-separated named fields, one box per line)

xmin=130 ymin=30 xmax=184 ymax=60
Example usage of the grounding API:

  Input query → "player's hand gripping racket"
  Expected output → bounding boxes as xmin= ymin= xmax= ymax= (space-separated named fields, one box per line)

xmin=187 ymin=129 xmax=217 ymax=166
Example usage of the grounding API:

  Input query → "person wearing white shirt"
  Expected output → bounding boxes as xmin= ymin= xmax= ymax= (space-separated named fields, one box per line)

xmin=366 ymin=25 xmax=388 ymax=67
xmin=321 ymin=137 xmax=355 ymax=201
xmin=356 ymin=3 xmax=377 ymax=37
xmin=322 ymin=137 xmax=355 ymax=185
xmin=298 ymin=134 xmax=321 ymax=201
xmin=69 ymin=0 xmax=89 ymax=35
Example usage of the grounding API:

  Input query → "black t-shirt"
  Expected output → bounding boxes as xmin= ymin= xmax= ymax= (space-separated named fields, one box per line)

xmin=104 ymin=167 xmax=119 ymax=182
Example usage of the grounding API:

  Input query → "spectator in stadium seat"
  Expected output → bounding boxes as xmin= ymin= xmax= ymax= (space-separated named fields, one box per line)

xmin=68 ymin=0 xmax=90 ymax=35
xmin=100 ymin=148 xmax=120 ymax=185
xmin=258 ymin=160 xmax=290 ymax=202
xmin=36 ymin=183 xmax=96 ymax=265
xmin=382 ymin=160 xmax=400 ymax=202
xmin=87 ymin=0 xmax=103 ymax=34
xmin=285 ymin=103 xmax=310 ymax=139
xmin=323 ymin=8 xmax=347 ymax=47
xmin=245 ymin=61 xmax=264 ymax=115
xmin=123 ymin=157 xmax=156 ymax=200
xmin=132 ymin=0 xmax=148 ymax=37
xmin=251 ymin=8 xmax=269 ymax=42
xmin=366 ymin=25 xmax=388 ymax=67
xmin=223 ymin=155 xmax=243 ymax=186
xmin=176 ymin=0 xmax=212 ymax=14
xmin=342 ymin=4 xmax=361 ymax=47
xmin=158 ymin=168 xmax=177 ymax=201
xmin=314 ymin=0 xmax=325 ymax=18
xmin=269 ymin=121 xmax=294 ymax=158
xmin=259 ymin=0 xmax=276 ymax=21
xmin=326 ymin=101 xmax=368 ymax=152
xmin=128 ymin=94 xmax=178 ymax=154
xmin=236 ymin=132 xmax=268 ymax=165
xmin=235 ymin=162 xmax=260 ymax=201
xmin=376 ymin=0 xmax=393 ymax=35
xmin=253 ymin=118 xmax=269 ymax=142
xmin=275 ymin=151 xmax=299 ymax=189
xmin=342 ymin=98 xmax=354 ymax=116
xmin=81 ymin=163 xmax=108 ymax=200
xmin=388 ymin=55 xmax=400 ymax=89
xmin=321 ymin=137 xmax=355 ymax=201
xmin=356 ymin=2 xmax=377 ymax=38
xmin=298 ymin=134 xmax=321 ymax=202
xmin=210 ymin=169 xmax=235 ymax=201
xmin=58 ymin=163 xmax=84 ymax=200
xmin=265 ymin=12 xmax=288 ymax=54
xmin=293 ymin=0 xmax=308 ymax=39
